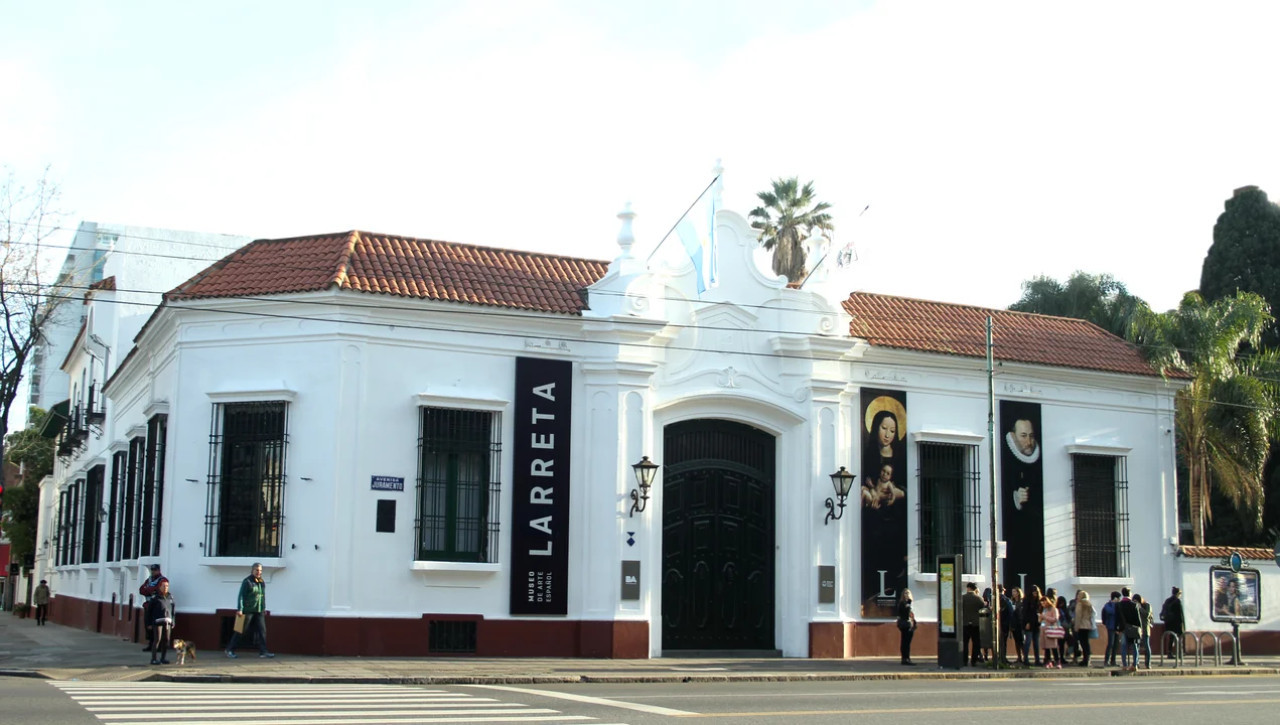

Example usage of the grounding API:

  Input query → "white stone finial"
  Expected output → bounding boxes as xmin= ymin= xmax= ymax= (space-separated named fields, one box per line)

xmin=616 ymin=202 xmax=636 ymax=257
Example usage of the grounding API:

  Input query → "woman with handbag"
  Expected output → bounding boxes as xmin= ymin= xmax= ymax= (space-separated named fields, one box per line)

xmin=1039 ymin=596 xmax=1064 ymax=668
xmin=897 ymin=588 xmax=917 ymax=666
xmin=1074 ymin=590 xmax=1096 ymax=667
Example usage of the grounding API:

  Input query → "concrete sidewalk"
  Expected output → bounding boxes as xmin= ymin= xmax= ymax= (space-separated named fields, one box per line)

xmin=2 ymin=613 xmax=1277 ymax=684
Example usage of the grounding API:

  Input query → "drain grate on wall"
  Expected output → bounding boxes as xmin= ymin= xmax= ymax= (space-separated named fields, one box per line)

xmin=428 ymin=619 xmax=477 ymax=653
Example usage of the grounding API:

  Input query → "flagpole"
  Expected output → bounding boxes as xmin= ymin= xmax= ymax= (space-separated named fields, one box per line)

xmin=646 ymin=174 xmax=721 ymax=264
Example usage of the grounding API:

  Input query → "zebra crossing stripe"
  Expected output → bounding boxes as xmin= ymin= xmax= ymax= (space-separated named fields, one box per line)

xmin=50 ymin=682 xmax=606 ymax=724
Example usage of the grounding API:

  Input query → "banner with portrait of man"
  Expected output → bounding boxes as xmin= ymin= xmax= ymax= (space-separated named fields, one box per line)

xmin=999 ymin=400 xmax=1044 ymax=593
xmin=860 ymin=388 xmax=908 ymax=618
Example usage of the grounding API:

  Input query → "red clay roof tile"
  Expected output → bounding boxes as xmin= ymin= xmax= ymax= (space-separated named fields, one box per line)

xmin=1177 ymin=545 xmax=1274 ymax=560
xmin=162 ymin=232 xmax=1163 ymax=379
xmin=842 ymin=292 xmax=1161 ymax=377
xmin=167 ymin=230 xmax=610 ymax=315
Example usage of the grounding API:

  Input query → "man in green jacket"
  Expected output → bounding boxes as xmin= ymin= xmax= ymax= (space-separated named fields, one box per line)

xmin=225 ymin=562 xmax=275 ymax=658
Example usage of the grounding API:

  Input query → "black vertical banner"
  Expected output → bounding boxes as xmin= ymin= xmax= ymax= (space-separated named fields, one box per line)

xmin=999 ymin=400 xmax=1044 ymax=593
xmin=860 ymin=388 xmax=908 ymax=618
xmin=510 ymin=357 xmax=572 ymax=616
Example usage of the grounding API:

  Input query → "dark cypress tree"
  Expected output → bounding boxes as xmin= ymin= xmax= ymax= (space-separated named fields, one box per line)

xmin=1200 ymin=185 xmax=1280 ymax=348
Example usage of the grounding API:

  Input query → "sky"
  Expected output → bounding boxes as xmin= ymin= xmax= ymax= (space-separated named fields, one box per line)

xmin=5 ymin=0 xmax=1280 ymax=317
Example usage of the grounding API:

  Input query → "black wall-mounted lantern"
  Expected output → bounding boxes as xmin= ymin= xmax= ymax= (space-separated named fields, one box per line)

xmin=630 ymin=456 xmax=659 ymax=517
xmin=825 ymin=466 xmax=856 ymax=525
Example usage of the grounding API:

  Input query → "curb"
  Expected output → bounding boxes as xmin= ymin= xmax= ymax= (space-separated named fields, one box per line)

xmin=7 ymin=666 xmax=1280 ymax=685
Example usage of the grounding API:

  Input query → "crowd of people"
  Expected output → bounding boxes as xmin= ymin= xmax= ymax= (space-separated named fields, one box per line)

xmin=898 ymin=583 xmax=1187 ymax=670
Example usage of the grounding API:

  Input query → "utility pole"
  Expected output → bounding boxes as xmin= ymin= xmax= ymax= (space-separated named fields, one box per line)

xmin=987 ymin=316 xmax=1001 ymax=666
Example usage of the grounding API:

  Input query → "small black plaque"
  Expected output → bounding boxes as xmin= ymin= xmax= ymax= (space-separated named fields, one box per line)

xmin=376 ymin=499 xmax=396 ymax=533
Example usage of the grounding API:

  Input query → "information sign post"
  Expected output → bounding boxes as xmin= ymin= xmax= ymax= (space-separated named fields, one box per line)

xmin=937 ymin=554 xmax=963 ymax=669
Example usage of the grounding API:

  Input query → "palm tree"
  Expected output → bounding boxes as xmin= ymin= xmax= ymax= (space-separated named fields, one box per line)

xmin=749 ymin=177 xmax=834 ymax=283
xmin=1009 ymin=272 xmax=1151 ymax=341
xmin=1138 ymin=291 xmax=1280 ymax=545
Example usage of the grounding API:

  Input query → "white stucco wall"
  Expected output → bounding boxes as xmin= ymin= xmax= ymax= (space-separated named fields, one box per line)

xmin=41 ymin=209 xmax=1187 ymax=658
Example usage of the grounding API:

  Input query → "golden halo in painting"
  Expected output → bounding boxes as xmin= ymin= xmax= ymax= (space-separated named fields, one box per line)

xmin=864 ymin=395 xmax=907 ymax=438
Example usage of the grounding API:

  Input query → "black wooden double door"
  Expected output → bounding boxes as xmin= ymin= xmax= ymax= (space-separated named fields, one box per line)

xmin=661 ymin=419 xmax=776 ymax=651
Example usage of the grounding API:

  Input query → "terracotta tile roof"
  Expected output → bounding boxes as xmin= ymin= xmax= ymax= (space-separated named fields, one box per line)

xmin=842 ymin=292 xmax=1162 ymax=377
xmin=166 ymin=230 xmax=610 ymax=315
xmin=89 ymin=276 xmax=116 ymax=291
xmin=1177 ymin=545 xmax=1275 ymax=561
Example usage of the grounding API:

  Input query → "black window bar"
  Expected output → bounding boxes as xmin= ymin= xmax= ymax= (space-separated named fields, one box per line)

xmin=122 ymin=437 xmax=144 ymax=560
xmin=57 ymin=490 xmax=69 ymax=567
xmin=69 ymin=480 xmax=83 ymax=566
xmin=83 ymin=465 xmax=105 ymax=564
xmin=1071 ymin=454 xmax=1130 ymax=578
xmin=205 ymin=401 xmax=288 ymax=558
xmin=917 ymin=442 xmax=983 ymax=575
xmin=415 ymin=408 xmax=501 ymax=563
xmin=109 ymin=450 xmax=127 ymax=562
xmin=106 ymin=451 xmax=123 ymax=562
xmin=145 ymin=415 xmax=168 ymax=557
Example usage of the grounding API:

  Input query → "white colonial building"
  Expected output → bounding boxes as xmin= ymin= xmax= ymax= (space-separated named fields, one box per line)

xmin=37 ymin=202 xmax=1253 ymax=659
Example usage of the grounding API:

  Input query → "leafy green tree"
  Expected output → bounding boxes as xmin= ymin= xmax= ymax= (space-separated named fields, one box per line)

xmin=1200 ymin=185 xmax=1280 ymax=349
xmin=749 ymin=177 xmax=834 ymax=283
xmin=1009 ymin=271 xmax=1151 ymax=340
xmin=2 ymin=407 xmax=54 ymax=561
xmin=1137 ymin=291 xmax=1280 ymax=545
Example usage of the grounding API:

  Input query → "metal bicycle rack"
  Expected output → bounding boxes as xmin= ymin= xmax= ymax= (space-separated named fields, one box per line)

xmin=1218 ymin=630 xmax=1240 ymax=665
xmin=1174 ymin=631 xmax=1241 ymax=667
xmin=1159 ymin=630 xmax=1185 ymax=667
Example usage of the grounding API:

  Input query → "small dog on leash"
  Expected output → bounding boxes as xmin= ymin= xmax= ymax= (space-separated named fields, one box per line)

xmin=172 ymin=639 xmax=197 ymax=665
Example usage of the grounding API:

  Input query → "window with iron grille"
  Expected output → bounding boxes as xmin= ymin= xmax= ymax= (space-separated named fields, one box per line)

xmin=141 ymin=414 xmax=168 ymax=556
xmin=416 ymin=407 xmax=501 ymax=563
xmin=122 ymin=437 xmax=144 ymax=560
xmin=917 ymin=442 xmax=982 ymax=574
xmin=205 ymin=401 xmax=288 ymax=558
xmin=68 ymin=480 xmax=83 ymax=566
xmin=1071 ymin=454 xmax=1129 ymax=578
xmin=81 ymin=465 xmax=105 ymax=564
xmin=57 ymin=490 xmax=70 ymax=566
xmin=108 ymin=450 xmax=127 ymax=562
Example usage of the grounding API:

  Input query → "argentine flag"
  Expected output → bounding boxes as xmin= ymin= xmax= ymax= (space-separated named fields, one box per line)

xmin=675 ymin=190 xmax=718 ymax=295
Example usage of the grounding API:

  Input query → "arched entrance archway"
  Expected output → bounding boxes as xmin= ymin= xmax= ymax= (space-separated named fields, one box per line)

xmin=661 ymin=419 xmax=776 ymax=652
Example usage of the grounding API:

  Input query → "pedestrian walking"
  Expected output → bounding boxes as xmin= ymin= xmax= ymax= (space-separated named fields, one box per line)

xmin=1101 ymin=591 xmax=1121 ymax=666
xmin=1006 ymin=587 xmax=1025 ymax=664
xmin=146 ymin=580 xmax=176 ymax=665
xmin=897 ymin=588 xmax=917 ymax=666
xmin=1073 ymin=590 xmax=1096 ymax=666
xmin=962 ymin=582 xmax=983 ymax=666
xmin=1117 ymin=587 xmax=1140 ymax=671
xmin=1055 ymin=595 xmax=1072 ymax=666
xmin=1039 ymin=596 xmax=1063 ymax=669
xmin=1021 ymin=585 xmax=1043 ymax=666
xmin=33 ymin=580 xmax=51 ymax=625
xmin=1135 ymin=593 xmax=1153 ymax=669
xmin=139 ymin=564 xmax=169 ymax=653
xmin=1160 ymin=587 xmax=1185 ymax=659
xmin=225 ymin=562 xmax=275 ymax=659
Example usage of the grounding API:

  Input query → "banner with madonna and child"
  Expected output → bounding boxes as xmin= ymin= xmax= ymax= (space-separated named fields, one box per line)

xmin=860 ymin=388 xmax=908 ymax=618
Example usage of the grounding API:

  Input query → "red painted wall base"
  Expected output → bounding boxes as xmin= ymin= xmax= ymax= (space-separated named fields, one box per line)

xmin=43 ymin=595 xmax=649 ymax=658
